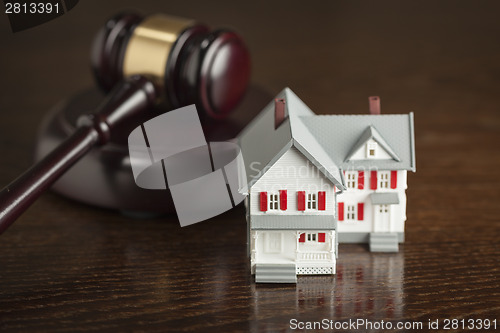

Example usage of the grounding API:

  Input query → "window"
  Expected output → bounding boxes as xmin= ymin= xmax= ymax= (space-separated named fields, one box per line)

xmin=299 ymin=232 xmax=326 ymax=243
xmin=300 ymin=232 xmax=326 ymax=243
xmin=299 ymin=192 xmax=324 ymax=211
xmin=379 ymin=171 xmax=390 ymax=189
xmin=367 ymin=142 xmax=377 ymax=158
xmin=307 ymin=193 xmax=317 ymax=210
xmin=346 ymin=172 xmax=357 ymax=189
xmin=347 ymin=204 xmax=357 ymax=220
xmin=379 ymin=205 xmax=389 ymax=213
xmin=269 ymin=193 xmax=279 ymax=210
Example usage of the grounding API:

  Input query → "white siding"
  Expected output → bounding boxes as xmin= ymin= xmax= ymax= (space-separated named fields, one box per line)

xmin=250 ymin=147 xmax=335 ymax=216
xmin=337 ymin=170 xmax=407 ymax=234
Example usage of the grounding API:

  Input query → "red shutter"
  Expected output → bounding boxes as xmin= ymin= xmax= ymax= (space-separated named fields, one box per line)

xmin=259 ymin=192 xmax=267 ymax=211
xmin=279 ymin=190 xmax=287 ymax=210
xmin=390 ymin=171 xmax=397 ymax=189
xmin=358 ymin=171 xmax=364 ymax=189
xmin=297 ymin=191 xmax=306 ymax=211
xmin=318 ymin=191 xmax=326 ymax=210
xmin=370 ymin=171 xmax=377 ymax=190
xmin=299 ymin=233 xmax=305 ymax=242
xmin=358 ymin=203 xmax=364 ymax=220
xmin=338 ymin=202 xmax=344 ymax=221
xmin=318 ymin=233 xmax=326 ymax=242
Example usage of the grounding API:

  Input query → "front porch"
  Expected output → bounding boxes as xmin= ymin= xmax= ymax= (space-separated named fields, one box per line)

xmin=251 ymin=230 xmax=336 ymax=281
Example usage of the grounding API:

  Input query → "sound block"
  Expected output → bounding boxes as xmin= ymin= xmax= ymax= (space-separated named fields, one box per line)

xmin=34 ymin=85 xmax=271 ymax=214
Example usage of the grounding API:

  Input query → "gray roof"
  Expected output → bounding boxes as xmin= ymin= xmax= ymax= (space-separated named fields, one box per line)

xmin=237 ymin=88 xmax=345 ymax=191
xmin=237 ymin=88 xmax=416 ymax=192
xmin=300 ymin=114 xmax=416 ymax=171
xmin=251 ymin=215 xmax=336 ymax=230
xmin=370 ymin=193 xmax=400 ymax=205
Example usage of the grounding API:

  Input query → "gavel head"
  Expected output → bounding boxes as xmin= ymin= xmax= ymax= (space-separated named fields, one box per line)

xmin=91 ymin=12 xmax=251 ymax=119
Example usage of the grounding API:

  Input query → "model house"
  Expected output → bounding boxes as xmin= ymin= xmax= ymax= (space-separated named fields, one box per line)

xmin=238 ymin=88 xmax=415 ymax=283
xmin=238 ymin=89 xmax=345 ymax=283
xmin=331 ymin=100 xmax=416 ymax=252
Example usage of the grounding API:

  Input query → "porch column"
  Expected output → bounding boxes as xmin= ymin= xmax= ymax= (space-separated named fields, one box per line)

xmin=330 ymin=230 xmax=335 ymax=258
xmin=295 ymin=231 xmax=301 ymax=261
xmin=251 ymin=231 xmax=259 ymax=261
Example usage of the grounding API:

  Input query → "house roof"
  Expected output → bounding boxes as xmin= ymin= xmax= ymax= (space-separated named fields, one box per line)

xmin=237 ymin=88 xmax=345 ymax=191
xmin=300 ymin=114 xmax=416 ymax=171
xmin=237 ymin=88 xmax=416 ymax=192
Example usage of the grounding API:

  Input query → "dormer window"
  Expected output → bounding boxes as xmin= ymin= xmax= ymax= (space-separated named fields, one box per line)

xmin=367 ymin=142 xmax=377 ymax=158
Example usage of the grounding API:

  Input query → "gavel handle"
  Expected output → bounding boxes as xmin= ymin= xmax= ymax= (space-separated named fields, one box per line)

xmin=0 ymin=75 xmax=157 ymax=235
xmin=0 ymin=126 xmax=99 ymax=234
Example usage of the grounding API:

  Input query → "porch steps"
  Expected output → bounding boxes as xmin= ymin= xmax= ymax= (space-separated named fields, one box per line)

xmin=255 ymin=263 xmax=297 ymax=283
xmin=369 ymin=232 xmax=399 ymax=252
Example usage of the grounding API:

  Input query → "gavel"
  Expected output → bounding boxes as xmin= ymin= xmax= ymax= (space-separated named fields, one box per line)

xmin=0 ymin=12 xmax=251 ymax=234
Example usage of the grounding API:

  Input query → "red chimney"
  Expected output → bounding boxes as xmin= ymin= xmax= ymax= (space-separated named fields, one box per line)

xmin=369 ymin=96 xmax=380 ymax=115
xmin=275 ymin=98 xmax=286 ymax=129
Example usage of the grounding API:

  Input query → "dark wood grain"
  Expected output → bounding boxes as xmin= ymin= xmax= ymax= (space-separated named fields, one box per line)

xmin=0 ymin=0 xmax=499 ymax=332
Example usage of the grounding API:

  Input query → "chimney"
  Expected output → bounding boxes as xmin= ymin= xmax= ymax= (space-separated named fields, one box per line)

xmin=369 ymin=96 xmax=381 ymax=115
xmin=275 ymin=98 xmax=286 ymax=129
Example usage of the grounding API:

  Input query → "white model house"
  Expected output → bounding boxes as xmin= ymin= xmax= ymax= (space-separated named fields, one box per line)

xmin=238 ymin=88 xmax=345 ymax=283
xmin=238 ymin=88 xmax=416 ymax=282
xmin=331 ymin=116 xmax=416 ymax=252
xmin=296 ymin=96 xmax=416 ymax=251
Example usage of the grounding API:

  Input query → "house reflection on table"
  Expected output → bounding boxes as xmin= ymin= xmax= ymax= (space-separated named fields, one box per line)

xmin=252 ymin=246 xmax=404 ymax=324
xmin=328 ymin=248 xmax=404 ymax=318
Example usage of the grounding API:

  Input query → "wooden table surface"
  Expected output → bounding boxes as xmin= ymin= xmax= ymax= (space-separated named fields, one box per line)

xmin=1 ymin=1 xmax=499 ymax=331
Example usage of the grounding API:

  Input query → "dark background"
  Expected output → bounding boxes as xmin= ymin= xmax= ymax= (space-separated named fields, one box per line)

xmin=0 ymin=1 xmax=499 ymax=331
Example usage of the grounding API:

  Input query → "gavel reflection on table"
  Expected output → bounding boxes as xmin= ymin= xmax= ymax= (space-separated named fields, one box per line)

xmin=0 ymin=12 xmax=251 ymax=234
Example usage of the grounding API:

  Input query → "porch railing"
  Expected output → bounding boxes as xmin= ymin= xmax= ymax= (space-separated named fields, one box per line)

xmin=297 ymin=251 xmax=332 ymax=261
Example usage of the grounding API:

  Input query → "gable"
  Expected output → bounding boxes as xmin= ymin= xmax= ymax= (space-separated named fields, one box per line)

xmin=344 ymin=125 xmax=401 ymax=162
xmin=252 ymin=146 xmax=334 ymax=191
xmin=348 ymin=138 xmax=394 ymax=160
